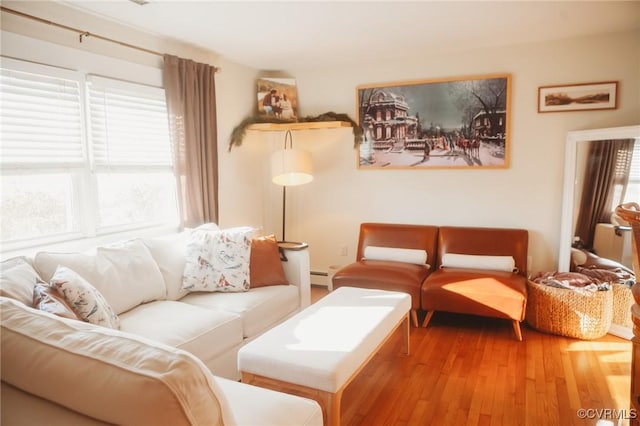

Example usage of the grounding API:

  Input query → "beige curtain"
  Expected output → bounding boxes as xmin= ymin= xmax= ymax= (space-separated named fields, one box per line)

xmin=574 ymin=139 xmax=634 ymax=249
xmin=163 ymin=54 xmax=218 ymax=228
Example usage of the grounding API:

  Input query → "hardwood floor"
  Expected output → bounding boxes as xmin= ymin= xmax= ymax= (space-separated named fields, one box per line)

xmin=310 ymin=286 xmax=633 ymax=426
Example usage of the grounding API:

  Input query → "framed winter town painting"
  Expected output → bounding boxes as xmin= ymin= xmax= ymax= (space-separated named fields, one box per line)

xmin=356 ymin=74 xmax=511 ymax=169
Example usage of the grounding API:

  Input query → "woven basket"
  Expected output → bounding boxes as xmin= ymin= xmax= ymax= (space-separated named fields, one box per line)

xmin=612 ymin=283 xmax=634 ymax=329
xmin=526 ymin=280 xmax=613 ymax=340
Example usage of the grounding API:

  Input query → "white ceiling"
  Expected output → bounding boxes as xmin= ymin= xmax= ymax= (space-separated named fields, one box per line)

xmin=62 ymin=1 xmax=640 ymax=70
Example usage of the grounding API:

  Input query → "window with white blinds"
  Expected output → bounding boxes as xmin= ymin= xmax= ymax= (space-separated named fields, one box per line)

xmin=0 ymin=58 xmax=178 ymax=249
xmin=0 ymin=61 xmax=85 ymax=167
xmin=624 ymin=140 xmax=640 ymax=204
xmin=87 ymin=76 xmax=172 ymax=169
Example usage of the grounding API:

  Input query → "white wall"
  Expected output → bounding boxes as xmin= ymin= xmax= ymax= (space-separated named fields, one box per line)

xmin=2 ymin=2 xmax=639 ymax=277
xmin=230 ymin=29 xmax=639 ymax=277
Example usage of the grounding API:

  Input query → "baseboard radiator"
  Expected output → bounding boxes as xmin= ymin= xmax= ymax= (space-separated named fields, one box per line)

xmin=593 ymin=223 xmax=633 ymax=269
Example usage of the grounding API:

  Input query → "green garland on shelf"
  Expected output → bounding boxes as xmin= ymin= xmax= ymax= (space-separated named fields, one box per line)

xmin=228 ymin=111 xmax=363 ymax=151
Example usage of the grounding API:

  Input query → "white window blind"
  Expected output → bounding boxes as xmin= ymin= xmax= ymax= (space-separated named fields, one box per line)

xmin=629 ymin=142 xmax=640 ymax=182
xmin=87 ymin=76 xmax=172 ymax=169
xmin=623 ymin=140 xmax=640 ymax=204
xmin=1 ymin=58 xmax=178 ymax=250
xmin=0 ymin=63 xmax=84 ymax=167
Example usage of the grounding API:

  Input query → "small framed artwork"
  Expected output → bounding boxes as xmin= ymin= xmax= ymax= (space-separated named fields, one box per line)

xmin=356 ymin=74 xmax=511 ymax=169
xmin=537 ymin=81 xmax=618 ymax=113
xmin=256 ymin=77 xmax=299 ymax=120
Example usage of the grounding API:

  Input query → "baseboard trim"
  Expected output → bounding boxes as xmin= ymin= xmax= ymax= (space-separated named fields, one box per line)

xmin=608 ymin=323 xmax=633 ymax=340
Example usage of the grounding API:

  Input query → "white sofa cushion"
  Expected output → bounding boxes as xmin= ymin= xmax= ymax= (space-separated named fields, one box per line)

xmin=2 ymin=374 xmax=324 ymax=426
xmin=50 ymin=266 xmax=120 ymax=329
xmin=33 ymin=239 xmax=166 ymax=314
xmin=0 ymin=257 xmax=41 ymax=306
xmin=118 ymin=300 xmax=244 ymax=363
xmin=0 ymin=297 xmax=224 ymax=426
xmin=181 ymin=285 xmax=299 ymax=338
xmin=143 ymin=233 xmax=190 ymax=301
xmin=33 ymin=282 xmax=80 ymax=320
xmin=182 ymin=226 xmax=253 ymax=293
xmin=2 ymin=382 xmax=111 ymax=426
xmin=213 ymin=376 xmax=323 ymax=426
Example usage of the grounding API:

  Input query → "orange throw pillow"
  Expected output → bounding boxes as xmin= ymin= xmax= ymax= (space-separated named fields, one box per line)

xmin=33 ymin=282 xmax=80 ymax=320
xmin=250 ymin=235 xmax=289 ymax=288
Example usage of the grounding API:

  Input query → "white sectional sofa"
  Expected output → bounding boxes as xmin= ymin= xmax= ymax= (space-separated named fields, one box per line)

xmin=0 ymin=227 xmax=322 ymax=425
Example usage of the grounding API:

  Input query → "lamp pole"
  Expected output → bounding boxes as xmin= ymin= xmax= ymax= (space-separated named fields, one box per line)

xmin=270 ymin=129 xmax=313 ymax=243
xmin=281 ymin=185 xmax=287 ymax=242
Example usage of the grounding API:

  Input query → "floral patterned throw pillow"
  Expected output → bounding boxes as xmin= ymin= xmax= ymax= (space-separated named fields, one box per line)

xmin=33 ymin=280 xmax=81 ymax=320
xmin=50 ymin=266 xmax=120 ymax=329
xmin=182 ymin=226 xmax=254 ymax=293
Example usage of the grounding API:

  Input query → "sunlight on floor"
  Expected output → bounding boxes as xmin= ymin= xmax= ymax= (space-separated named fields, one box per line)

xmin=566 ymin=341 xmax=631 ymax=352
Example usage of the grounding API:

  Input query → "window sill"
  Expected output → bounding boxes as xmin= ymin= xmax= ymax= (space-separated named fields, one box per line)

xmin=1 ymin=224 xmax=180 ymax=260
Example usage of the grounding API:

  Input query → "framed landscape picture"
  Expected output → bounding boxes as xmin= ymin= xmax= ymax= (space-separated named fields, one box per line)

xmin=256 ymin=77 xmax=299 ymax=120
xmin=537 ymin=81 xmax=618 ymax=113
xmin=356 ymin=74 xmax=511 ymax=169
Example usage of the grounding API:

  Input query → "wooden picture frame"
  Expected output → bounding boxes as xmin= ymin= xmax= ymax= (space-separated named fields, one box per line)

xmin=257 ymin=77 xmax=299 ymax=120
xmin=537 ymin=81 xmax=618 ymax=113
xmin=356 ymin=74 xmax=510 ymax=169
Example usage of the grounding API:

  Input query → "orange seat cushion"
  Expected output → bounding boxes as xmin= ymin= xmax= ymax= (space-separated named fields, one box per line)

xmin=333 ymin=260 xmax=431 ymax=309
xmin=421 ymin=269 xmax=527 ymax=321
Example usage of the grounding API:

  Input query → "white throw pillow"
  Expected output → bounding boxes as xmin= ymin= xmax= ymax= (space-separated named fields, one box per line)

xmin=143 ymin=233 xmax=191 ymax=301
xmin=182 ymin=227 xmax=254 ymax=293
xmin=363 ymin=246 xmax=428 ymax=265
xmin=0 ymin=257 xmax=41 ymax=306
xmin=51 ymin=266 xmax=120 ymax=329
xmin=33 ymin=239 xmax=166 ymax=315
xmin=440 ymin=253 xmax=517 ymax=273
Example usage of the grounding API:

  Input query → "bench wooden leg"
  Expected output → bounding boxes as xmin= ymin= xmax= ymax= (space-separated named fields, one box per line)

xmin=512 ymin=320 xmax=523 ymax=341
xmin=410 ymin=309 xmax=418 ymax=327
xmin=402 ymin=313 xmax=410 ymax=355
xmin=318 ymin=389 xmax=342 ymax=426
xmin=421 ymin=310 xmax=435 ymax=328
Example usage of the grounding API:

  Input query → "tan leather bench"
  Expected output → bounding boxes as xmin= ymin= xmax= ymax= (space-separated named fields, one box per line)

xmin=420 ymin=226 xmax=528 ymax=340
xmin=332 ymin=223 xmax=438 ymax=327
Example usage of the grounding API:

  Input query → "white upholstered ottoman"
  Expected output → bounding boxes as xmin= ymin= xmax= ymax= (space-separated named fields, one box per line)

xmin=238 ymin=286 xmax=411 ymax=426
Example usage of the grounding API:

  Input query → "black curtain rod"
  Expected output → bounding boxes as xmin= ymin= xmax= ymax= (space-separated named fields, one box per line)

xmin=0 ymin=6 xmax=220 ymax=72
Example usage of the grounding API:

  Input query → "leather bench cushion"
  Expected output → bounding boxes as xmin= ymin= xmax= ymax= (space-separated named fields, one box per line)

xmin=333 ymin=260 xmax=431 ymax=309
xmin=421 ymin=269 xmax=527 ymax=321
xmin=436 ymin=226 xmax=528 ymax=276
xmin=118 ymin=300 xmax=243 ymax=363
xmin=180 ymin=285 xmax=299 ymax=339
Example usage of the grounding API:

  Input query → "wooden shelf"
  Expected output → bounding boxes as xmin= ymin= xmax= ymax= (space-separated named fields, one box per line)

xmin=246 ymin=121 xmax=352 ymax=131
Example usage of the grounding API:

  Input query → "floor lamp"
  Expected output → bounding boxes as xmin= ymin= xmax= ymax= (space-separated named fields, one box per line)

xmin=270 ymin=130 xmax=313 ymax=244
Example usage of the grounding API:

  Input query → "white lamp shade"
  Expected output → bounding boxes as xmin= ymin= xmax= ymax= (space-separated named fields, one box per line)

xmin=270 ymin=148 xmax=313 ymax=186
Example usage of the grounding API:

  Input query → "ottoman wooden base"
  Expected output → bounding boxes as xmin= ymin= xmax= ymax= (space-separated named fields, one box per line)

xmin=238 ymin=287 xmax=411 ymax=426
xmin=241 ymin=314 xmax=408 ymax=426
